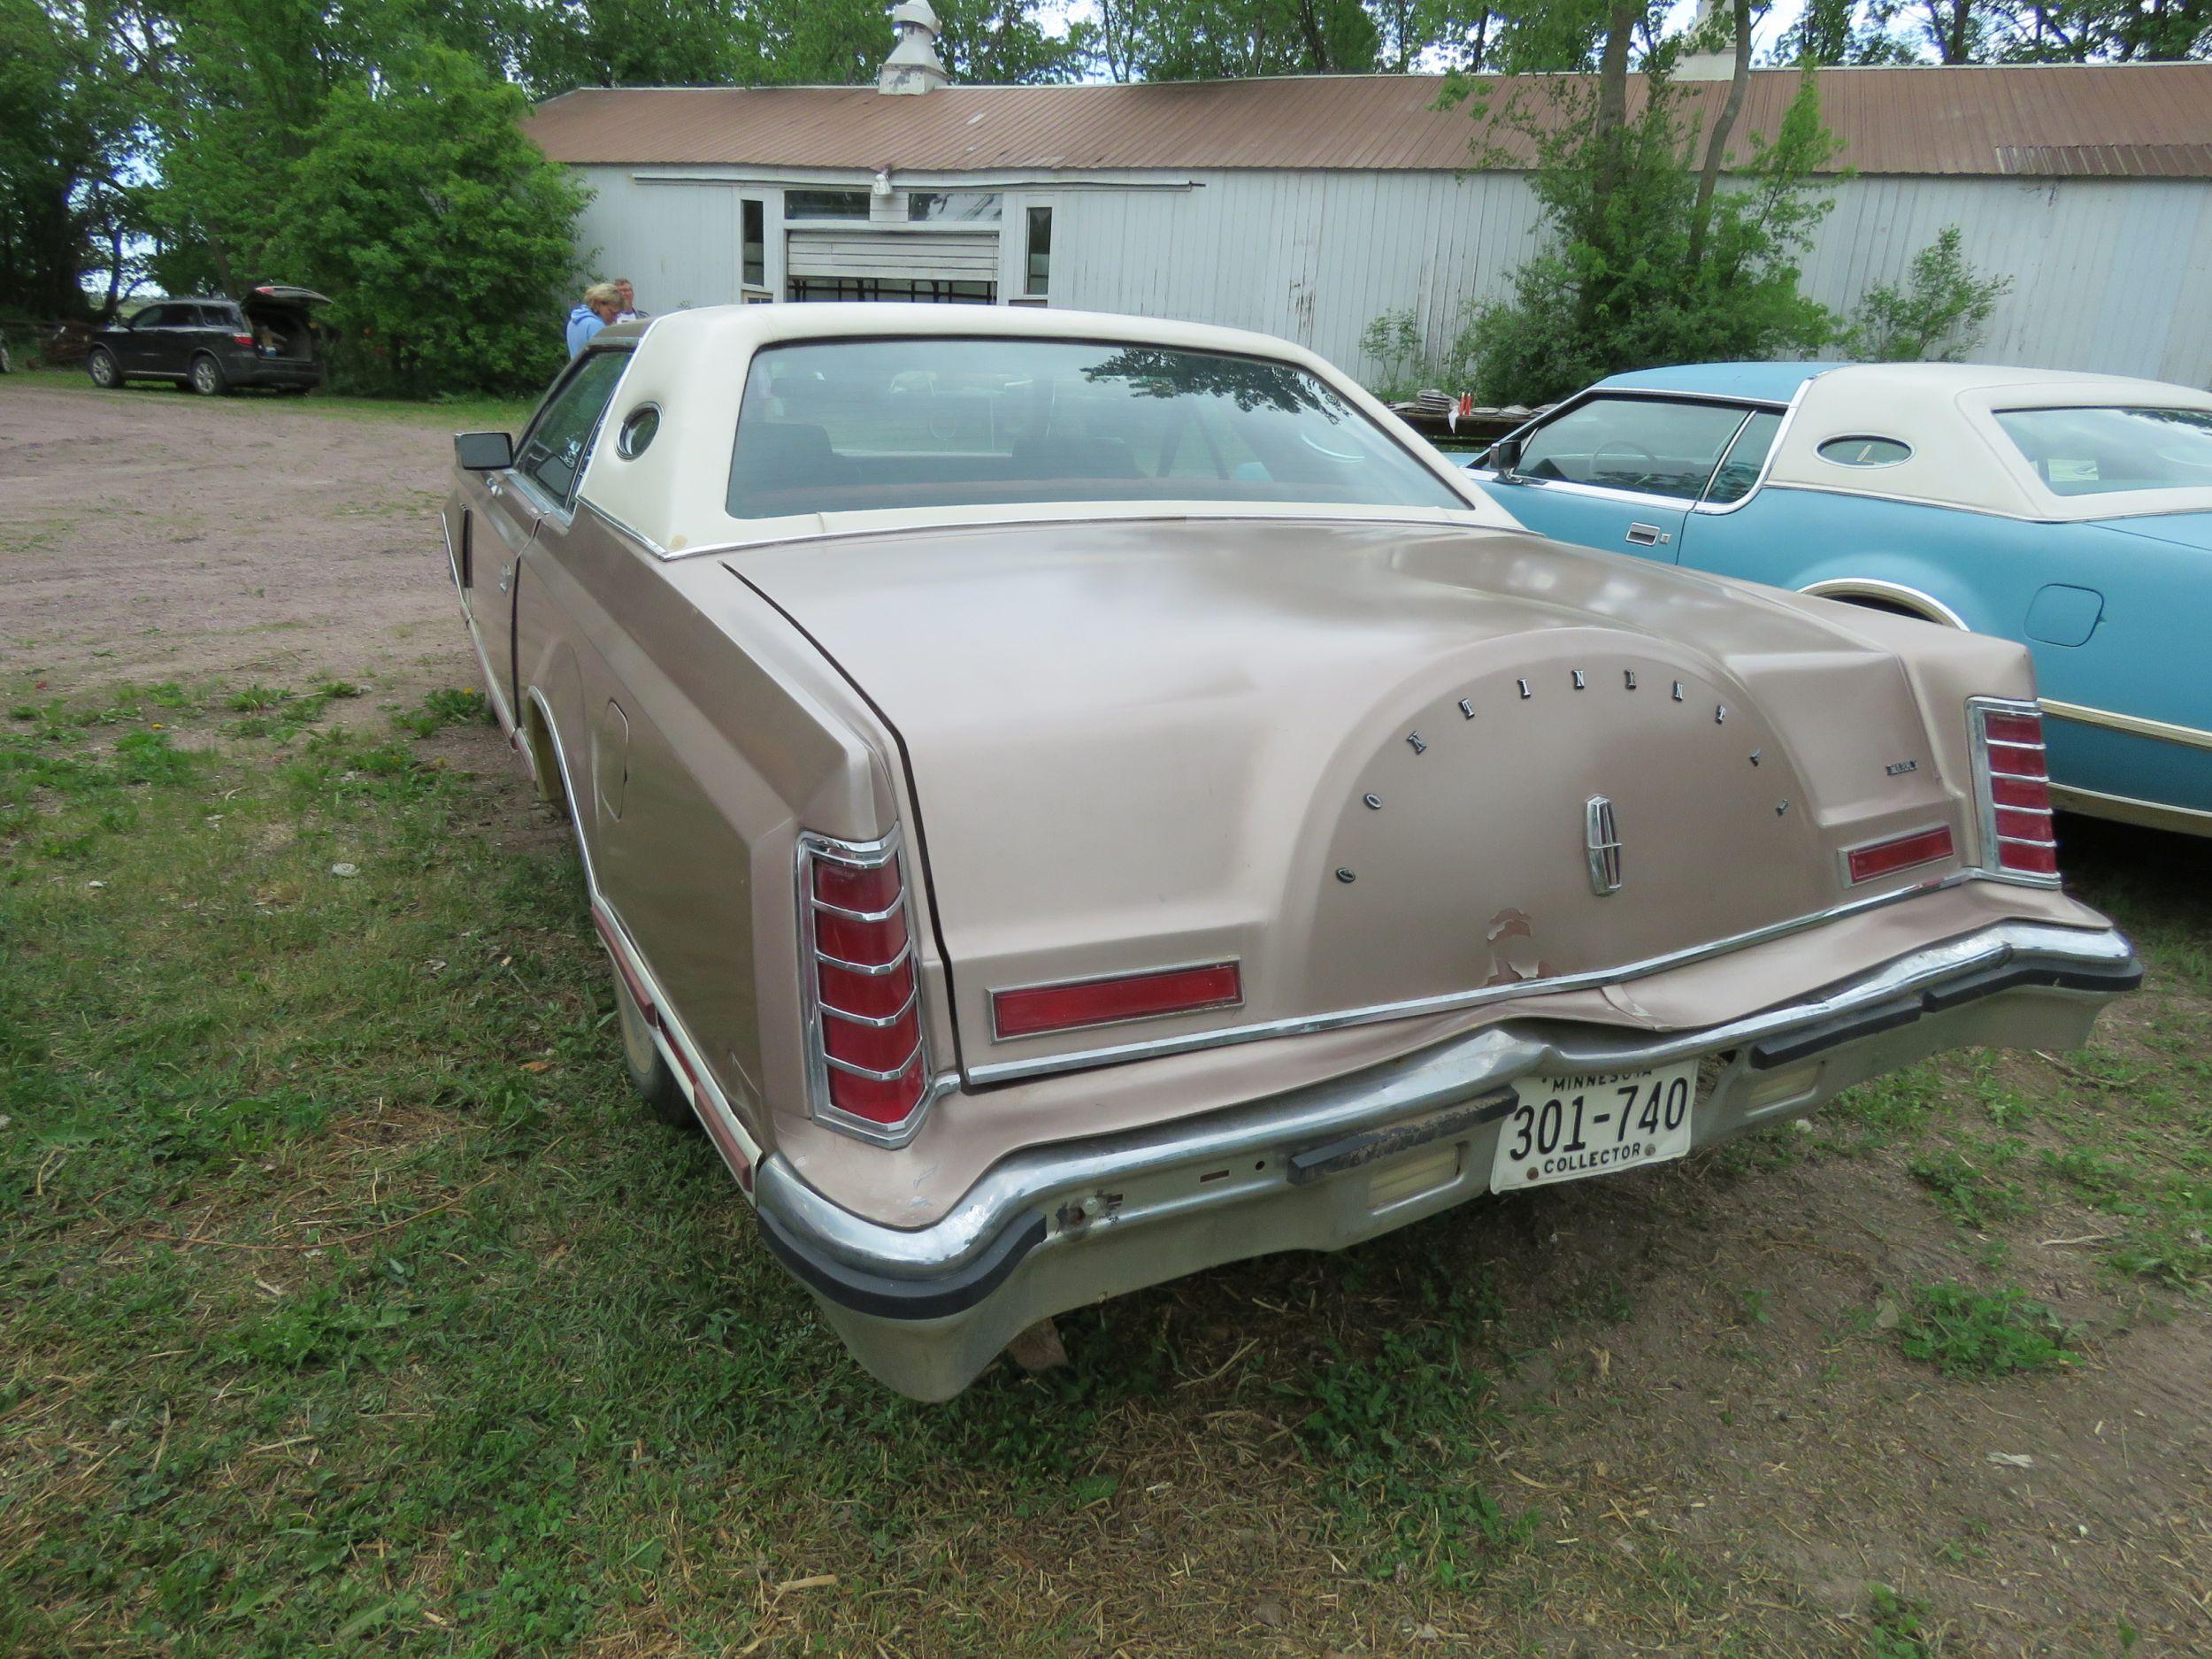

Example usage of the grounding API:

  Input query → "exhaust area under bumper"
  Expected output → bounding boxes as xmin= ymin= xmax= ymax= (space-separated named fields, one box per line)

xmin=753 ymin=921 xmax=2139 ymax=1400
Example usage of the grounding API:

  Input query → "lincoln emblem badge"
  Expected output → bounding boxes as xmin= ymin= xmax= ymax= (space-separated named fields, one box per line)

xmin=1585 ymin=795 xmax=1623 ymax=895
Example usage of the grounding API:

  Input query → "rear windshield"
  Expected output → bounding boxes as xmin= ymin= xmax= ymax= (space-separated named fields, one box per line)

xmin=726 ymin=337 xmax=1465 ymax=519
xmin=1994 ymin=406 xmax=2212 ymax=497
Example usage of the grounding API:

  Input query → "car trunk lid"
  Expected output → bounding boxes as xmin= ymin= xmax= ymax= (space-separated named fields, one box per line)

xmin=727 ymin=518 xmax=1969 ymax=1079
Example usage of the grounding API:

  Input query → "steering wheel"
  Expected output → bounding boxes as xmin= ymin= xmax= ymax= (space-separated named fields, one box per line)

xmin=1591 ymin=437 xmax=1661 ymax=477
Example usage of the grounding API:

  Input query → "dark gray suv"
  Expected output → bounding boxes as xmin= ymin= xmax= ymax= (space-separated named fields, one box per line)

xmin=84 ymin=287 xmax=328 ymax=396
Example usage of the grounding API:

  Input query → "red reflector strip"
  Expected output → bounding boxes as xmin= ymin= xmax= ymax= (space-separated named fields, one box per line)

xmin=1993 ymin=805 xmax=2052 ymax=841
xmin=813 ymin=858 xmax=900 ymax=913
xmin=1846 ymin=826 xmax=1955 ymax=886
xmin=1985 ymin=741 xmax=2047 ymax=779
xmin=1998 ymin=838 xmax=2060 ymax=876
xmin=822 ymin=1004 xmax=922 ymax=1072
xmin=814 ymin=904 xmax=909 ymax=967
xmin=1982 ymin=711 xmax=2044 ymax=747
xmin=994 ymin=962 xmax=1243 ymax=1040
xmin=827 ymin=1054 xmax=929 ymax=1125
xmin=817 ymin=955 xmax=916 ymax=1018
xmin=1989 ymin=773 xmax=2051 ymax=810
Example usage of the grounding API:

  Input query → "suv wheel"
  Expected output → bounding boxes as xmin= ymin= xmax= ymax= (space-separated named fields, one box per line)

xmin=87 ymin=348 xmax=120 ymax=388
xmin=188 ymin=353 xmax=228 ymax=396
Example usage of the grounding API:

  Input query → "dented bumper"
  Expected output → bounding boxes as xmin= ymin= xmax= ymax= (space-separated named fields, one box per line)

xmin=752 ymin=920 xmax=2138 ymax=1401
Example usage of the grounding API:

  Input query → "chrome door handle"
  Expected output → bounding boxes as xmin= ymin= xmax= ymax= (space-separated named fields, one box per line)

xmin=498 ymin=561 xmax=513 ymax=594
xmin=1626 ymin=522 xmax=1671 ymax=547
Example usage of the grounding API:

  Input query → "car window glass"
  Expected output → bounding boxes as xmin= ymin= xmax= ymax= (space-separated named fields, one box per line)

xmin=139 ymin=304 xmax=181 ymax=328
xmin=1517 ymin=397 xmax=1750 ymax=501
xmin=1704 ymin=411 xmax=1784 ymax=504
xmin=1993 ymin=406 xmax=2212 ymax=496
xmin=517 ymin=351 xmax=629 ymax=506
xmin=726 ymin=337 xmax=1467 ymax=519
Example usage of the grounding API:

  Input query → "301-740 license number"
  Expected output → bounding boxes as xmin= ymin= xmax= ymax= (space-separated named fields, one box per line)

xmin=1487 ymin=1060 xmax=1699 ymax=1192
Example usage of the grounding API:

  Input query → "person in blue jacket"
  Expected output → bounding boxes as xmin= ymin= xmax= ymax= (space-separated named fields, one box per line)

xmin=565 ymin=283 xmax=621 ymax=357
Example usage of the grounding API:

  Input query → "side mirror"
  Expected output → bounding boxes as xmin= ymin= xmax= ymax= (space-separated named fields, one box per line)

xmin=455 ymin=431 xmax=514 ymax=471
xmin=1486 ymin=436 xmax=1524 ymax=477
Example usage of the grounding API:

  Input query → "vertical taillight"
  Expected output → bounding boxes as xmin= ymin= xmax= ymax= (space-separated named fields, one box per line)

xmin=801 ymin=832 xmax=932 ymax=1143
xmin=1970 ymin=700 xmax=2060 ymax=881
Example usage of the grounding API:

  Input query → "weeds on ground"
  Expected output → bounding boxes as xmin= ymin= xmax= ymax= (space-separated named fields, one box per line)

xmin=1863 ymin=1583 xmax=1935 ymax=1658
xmin=1893 ymin=1283 xmax=2075 ymax=1379
xmin=393 ymin=685 xmax=490 ymax=737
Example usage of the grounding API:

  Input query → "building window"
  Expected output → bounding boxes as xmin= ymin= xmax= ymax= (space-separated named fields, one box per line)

xmin=1024 ymin=206 xmax=1052 ymax=297
xmin=788 ymin=276 xmax=995 ymax=304
xmin=784 ymin=189 xmax=870 ymax=221
xmin=742 ymin=198 xmax=764 ymax=288
xmin=908 ymin=191 xmax=1002 ymax=222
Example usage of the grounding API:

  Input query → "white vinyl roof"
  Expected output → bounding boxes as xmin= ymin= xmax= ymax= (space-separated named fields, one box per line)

xmin=1769 ymin=363 xmax=2212 ymax=522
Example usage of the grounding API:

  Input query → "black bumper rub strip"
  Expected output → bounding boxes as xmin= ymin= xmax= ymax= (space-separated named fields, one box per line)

xmin=1286 ymin=1087 xmax=1517 ymax=1187
xmin=757 ymin=1205 xmax=1047 ymax=1322
xmin=1750 ymin=951 xmax=2143 ymax=1070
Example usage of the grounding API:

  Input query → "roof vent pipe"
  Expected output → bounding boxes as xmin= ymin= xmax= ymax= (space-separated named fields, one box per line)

xmin=878 ymin=1 xmax=949 ymax=96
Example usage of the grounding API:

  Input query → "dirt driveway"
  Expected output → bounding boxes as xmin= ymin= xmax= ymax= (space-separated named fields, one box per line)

xmin=4 ymin=375 xmax=2208 ymax=1657
xmin=0 ymin=379 xmax=477 ymax=695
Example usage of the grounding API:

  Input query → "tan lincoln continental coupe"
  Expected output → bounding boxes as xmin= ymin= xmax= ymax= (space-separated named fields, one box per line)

xmin=442 ymin=304 xmax=2137 ymax=1399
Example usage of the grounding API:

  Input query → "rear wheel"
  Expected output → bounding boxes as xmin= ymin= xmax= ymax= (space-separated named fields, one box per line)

xmin=609 ymin=948 xmax=693 ymax=1130
xmin=188 ymin=353 xmax=228 ymax=396
xmin=86 ymin=348 xmax=120 ymax=388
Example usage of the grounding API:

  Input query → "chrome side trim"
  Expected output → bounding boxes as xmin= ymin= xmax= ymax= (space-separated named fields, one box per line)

xmin=2047 ymin=782 xmax=2212 ymax=837
xmin=1800 ymin=579 xmax=1970 ymax=630
xmin=2039 ymin=698 xmax=2212 ymax=754
xmin=760 ymin=920 xmax=2135 ymax=1279
xmin=518 ymin=686 xmax=764 ymax=1184
xmin=967 ymin=871 xmax=2001 ymax=1087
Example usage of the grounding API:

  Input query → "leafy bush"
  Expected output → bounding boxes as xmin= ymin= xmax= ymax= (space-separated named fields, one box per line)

xmin=1848 ymin=227 xmax=2012 ymax=362
xmin=1358 ymin=307 xmax=1437 ymax=402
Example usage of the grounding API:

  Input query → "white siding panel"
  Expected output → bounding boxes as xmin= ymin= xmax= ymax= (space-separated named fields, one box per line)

xmin=571 ymin=162 xmax=2212 ymax=388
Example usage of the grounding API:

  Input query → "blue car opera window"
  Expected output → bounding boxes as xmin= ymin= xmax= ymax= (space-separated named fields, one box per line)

xmin=1817 ymin=435 xmax=1913 ymax=468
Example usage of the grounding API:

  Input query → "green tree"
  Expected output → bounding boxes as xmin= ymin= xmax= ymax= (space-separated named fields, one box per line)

xmin=1453 ymin=5 xmax=1842 ymax=403
xmin=262 ymin=42 xmax=583 ymax=395
xmin=1092 ymin=0 xmax=1384 ymax=80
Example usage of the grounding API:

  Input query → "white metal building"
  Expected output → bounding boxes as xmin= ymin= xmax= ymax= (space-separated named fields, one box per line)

xmin=523 ymin=19 xmax=2212 ymax=388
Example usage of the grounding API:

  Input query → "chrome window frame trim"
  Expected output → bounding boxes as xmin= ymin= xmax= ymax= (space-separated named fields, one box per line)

xmin=964 ymin=869 xmax=2022 ymax=1087
xmin=1464 ymin=382 xmax=1813 ymax=519
xmin=795 ymin=826 xmax=956 ymax=1148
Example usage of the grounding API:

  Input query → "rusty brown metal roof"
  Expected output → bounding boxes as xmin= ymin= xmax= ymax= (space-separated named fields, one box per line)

xmin=524 ymin=64 xmax=2212 ymax=180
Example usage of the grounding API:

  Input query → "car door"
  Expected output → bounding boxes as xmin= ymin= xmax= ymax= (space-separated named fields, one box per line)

xmin=116 ymin=304 xmax=181 ymax=376
xmin=1476 ymin=395 xmax=1756 ymax=563
xmin=455 ymin=350 xmax=629 ymax=729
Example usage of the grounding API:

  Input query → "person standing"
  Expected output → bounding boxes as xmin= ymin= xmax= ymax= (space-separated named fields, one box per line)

xmin=565 ymin=283 xmax=622 ymax=357
xmin=614 ymin=279 xmax=649 ymax=323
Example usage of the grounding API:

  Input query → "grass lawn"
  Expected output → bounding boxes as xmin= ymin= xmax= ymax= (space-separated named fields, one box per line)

xmin=4 ymin=365 xmax=539 ymax=434
xmin=3 ymin=676 xmax=2207 ymax=1656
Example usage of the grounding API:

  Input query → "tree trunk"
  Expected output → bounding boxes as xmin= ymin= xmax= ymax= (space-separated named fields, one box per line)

xmin=1591 ymin=0 xmax=1642 ymax=205
xmin=1687 ymin=0 xmax=1754 ymax=273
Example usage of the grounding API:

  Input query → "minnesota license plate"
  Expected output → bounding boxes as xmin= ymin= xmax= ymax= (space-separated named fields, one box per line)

xmin=1488 ymin=1061 xmax=1699 ymax=1192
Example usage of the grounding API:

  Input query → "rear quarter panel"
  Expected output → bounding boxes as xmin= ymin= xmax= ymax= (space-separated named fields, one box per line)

xmin=514 ymin=513 xmax=912 ymax=1154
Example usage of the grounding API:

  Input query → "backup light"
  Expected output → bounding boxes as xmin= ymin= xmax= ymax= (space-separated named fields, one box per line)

xmin=1970 ymin=699 xmax=2061 ymax=881
xmin=993 ymin=962 xmax=1243 ymax=1040
xmin=801 ymin=832 xmax=932 ymax=1143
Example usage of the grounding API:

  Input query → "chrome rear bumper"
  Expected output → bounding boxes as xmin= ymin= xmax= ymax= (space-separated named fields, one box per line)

xmin=753 ymin=921 xmax=2138 ymax=1400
